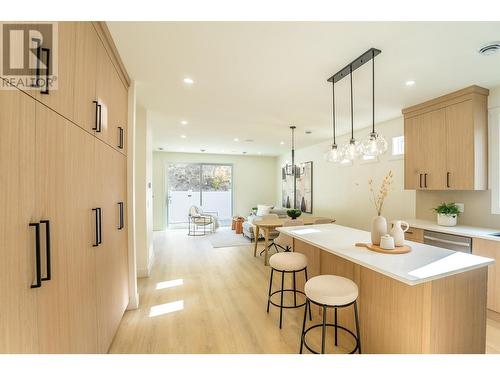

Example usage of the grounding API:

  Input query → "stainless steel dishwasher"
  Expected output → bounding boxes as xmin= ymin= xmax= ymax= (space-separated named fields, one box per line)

xmin=423 ymin=230 xmax=472 ymax=253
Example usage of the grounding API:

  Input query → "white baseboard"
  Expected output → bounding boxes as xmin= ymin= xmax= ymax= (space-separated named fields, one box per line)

xmin=137 ymin=249 xmax=155 ymax=278
xmin=127 ymin=292 xmax=139 ymax=310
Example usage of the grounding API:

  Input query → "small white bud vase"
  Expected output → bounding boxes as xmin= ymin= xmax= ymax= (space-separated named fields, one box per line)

xmin=371 ymin=215 xmax=388 ymax=245
xmin=437 ymin=213 xmax=457 ymax=227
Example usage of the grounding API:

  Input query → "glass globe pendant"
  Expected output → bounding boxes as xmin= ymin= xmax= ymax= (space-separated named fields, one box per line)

xmin=325 ymin=73 xmax=345 ymax=163
xmin=341 ymin=138 xmax=362 ymax=161
xmin=361 ymin=131 xmax=388 ymax=157
xmin=325 ymin=144 xmax=343 ymax=162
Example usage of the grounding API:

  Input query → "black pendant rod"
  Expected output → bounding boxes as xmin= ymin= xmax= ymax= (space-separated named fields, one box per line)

xmin=332 ymin=81 xmax=336 ymax=145
xmin=290 ymin=125 xmax=297 ymax=209
xmin=372 ymin=49 xmax=375 ymax=134
xmin=350 ymin=65 xmax=354 ymax=141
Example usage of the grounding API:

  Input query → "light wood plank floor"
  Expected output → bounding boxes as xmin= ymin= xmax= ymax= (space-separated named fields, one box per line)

xmin=109 ymin=229 xmax=500 ymax=354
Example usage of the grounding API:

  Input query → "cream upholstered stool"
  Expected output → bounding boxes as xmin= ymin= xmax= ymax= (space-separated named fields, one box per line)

xmin=300 ymin=275 xmax=361 ymax=354
xmin=267 ymin=252 xmax=312 ymax=328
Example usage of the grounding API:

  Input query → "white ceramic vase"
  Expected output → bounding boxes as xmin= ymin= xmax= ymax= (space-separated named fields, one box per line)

xmin=437 ymin=213 xmax=457 ymax=227
xmin=371 ymin=215 xmax=388 ymax=245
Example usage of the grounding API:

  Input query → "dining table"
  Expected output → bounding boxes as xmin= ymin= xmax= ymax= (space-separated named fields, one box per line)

xmin=252 ymin=216 xmax=334 ymax=265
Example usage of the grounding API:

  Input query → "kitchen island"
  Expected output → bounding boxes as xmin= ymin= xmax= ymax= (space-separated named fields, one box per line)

xmin=277 ymin=223 xmax=494 ymax=354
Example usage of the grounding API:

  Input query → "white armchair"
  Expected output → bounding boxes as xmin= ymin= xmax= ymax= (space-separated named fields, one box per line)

xmin=187 ymin=205 xmax=219 ymax=236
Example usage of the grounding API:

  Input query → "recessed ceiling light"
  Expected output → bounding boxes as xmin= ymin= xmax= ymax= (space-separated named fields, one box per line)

xmin=181 ymin=120 xmax=188 ymax=125
xmin=180 ymin=134 xmax=186 ymax=138
xmin=183 ymin=77 xmax=194 ymax=84
xmin=233 ymin=138 xmax=239 ymax=142
xmin=220 ymin=150 xmax=225 ymax=153
xmin=280 ymin=141 xmax=285 ymax=145
xmin=258 ymin=152 xmax=262 ymax=155
xmin=405 ymin=80 xmax=416 ymax=87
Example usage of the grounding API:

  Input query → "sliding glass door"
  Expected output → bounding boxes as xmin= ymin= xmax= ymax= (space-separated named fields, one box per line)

xmin=167 ymin=163 xmax=233 ymax=227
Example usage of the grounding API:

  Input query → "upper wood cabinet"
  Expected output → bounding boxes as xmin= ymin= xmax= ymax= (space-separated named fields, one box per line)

xmin=73 ymin=22 xmax=98 ymax=135
xmin=402 ymin=86 xmax=488 ymax=190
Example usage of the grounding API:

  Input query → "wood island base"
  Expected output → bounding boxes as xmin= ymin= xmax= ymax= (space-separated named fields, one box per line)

xmin=294 ymin=239 xmax=488 ymax=354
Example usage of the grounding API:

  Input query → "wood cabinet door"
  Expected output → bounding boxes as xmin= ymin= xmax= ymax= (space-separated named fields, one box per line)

xmin=35 ymin=103 xmax=72 ymax=353
xmin=0 ymin=89 xmax=38 ymax=353
xmin=95 ymin=39 xmax=115 ymax=147
xmin=63 ymin=124 xmax=98 ymax=353
xmin=113 ymin=77 xmax=128 ymax=155
xmin=445 ymin=100 xmax=474 ymax=190
xmin=35 ymin=22 xmax=77 ymax=123
xmin=94 ymin=141 xmax=128 ymax=353
xmin=422 ymin=108 xmax=447 ymax=189
xmin=404 ymin=116 xmax=421 ymax=189
xmin=472 ymin=239 xmax=500 ymax=313
xmin=73 ymin=22 xmax=98 ymax=134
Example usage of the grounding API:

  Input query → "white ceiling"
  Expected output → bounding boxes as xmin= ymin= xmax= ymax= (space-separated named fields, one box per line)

xmin=107 ymin=22 xmax=500 ymax=156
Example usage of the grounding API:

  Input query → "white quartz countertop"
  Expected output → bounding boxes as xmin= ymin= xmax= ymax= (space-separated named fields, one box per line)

xmin=277 ymin=223 xmax=494 ymax=286
xmin=403 ymin=219 xmax=500 ymax=242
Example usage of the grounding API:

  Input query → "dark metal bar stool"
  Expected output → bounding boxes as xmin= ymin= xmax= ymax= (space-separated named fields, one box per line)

xmin=267 ymin=252 xmax=312 ymax=328
xmin=300 ymin=275 xmax=361 ymax=354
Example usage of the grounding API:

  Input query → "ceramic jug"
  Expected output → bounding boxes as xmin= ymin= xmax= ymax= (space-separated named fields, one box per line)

xmin=389 ymin=220 xmax=410 ymax=247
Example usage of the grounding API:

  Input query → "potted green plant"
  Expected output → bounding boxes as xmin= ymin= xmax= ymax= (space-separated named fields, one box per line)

xmin=433 ymin=202 xmax=460 ymax=227
xmin=251 ymin=207 xmax=257 ymax=215
xmin=287 ymin=209 xmax=302 ymax=220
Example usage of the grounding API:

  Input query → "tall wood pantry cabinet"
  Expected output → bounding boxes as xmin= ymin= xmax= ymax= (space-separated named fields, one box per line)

xmin=402 ymin=85 xmax=488 ymax=190
xmin=0 ymin=22 xmax=129 ymax=353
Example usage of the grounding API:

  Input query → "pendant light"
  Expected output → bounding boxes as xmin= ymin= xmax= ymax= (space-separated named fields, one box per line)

xmin=360 ymin=49 xmax=388 ymax=157
xmin=340 ymin=65 xmax=362 ymax=161
xmin=284 ymin=126 xmax=304 ymax=178
xmin=325 ymin=77 xmax=343 ymax=163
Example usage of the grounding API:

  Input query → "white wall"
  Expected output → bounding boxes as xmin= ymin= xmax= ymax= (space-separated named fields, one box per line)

xmin=415 ymin=84 xmax=500 ymax=228
xmin=276 ymin=117 xmax=416 ymax=231
xmin=135 ymin=106 xmax=154 ymax=277
xmin=153 ymin=152 xmax=278 ymax=230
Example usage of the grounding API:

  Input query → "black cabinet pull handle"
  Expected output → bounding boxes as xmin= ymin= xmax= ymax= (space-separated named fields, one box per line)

xmin=419 ymin=174 xmax=422 ymax=188
xmin=97 ymin=104 xmax=102 ymax=133
xmin=92 ymin=208 xmax=99 ymax=247
xmin=446 ymin=172 xmax=450 ymax=188
xmin=424 ymin=173 xmax=428 ymax=188
xmin=29 ymin=223 xmax=42 ymax=289
xmin=92 ymin=101 xmax=99 ymax=131
xmin=40 ymin=220 xmax=51 ymax=281
xmin=41 ymin=48 xmax=50 ymax=94
xmin=31 ymin=38 xmax=41 ymax=88
xmin=98 ymin=208 xmax=102 ymax=244
xmin=118 ymin=202 xmax=124 ymax=230
xmin=118 ymin=127 xmax=124 ymax=149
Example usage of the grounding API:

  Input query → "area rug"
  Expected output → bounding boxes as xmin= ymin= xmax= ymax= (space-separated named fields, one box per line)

xmin=207 ymin=228 xmax=253 ymax=248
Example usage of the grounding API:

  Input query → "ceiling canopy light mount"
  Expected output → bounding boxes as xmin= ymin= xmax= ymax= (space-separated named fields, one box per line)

xmin=327 ymin=48 xmax=381 ymax=83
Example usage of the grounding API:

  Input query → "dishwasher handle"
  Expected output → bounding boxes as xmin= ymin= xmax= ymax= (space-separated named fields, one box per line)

xmin=423 ymin=235 xmax=471 ymax=248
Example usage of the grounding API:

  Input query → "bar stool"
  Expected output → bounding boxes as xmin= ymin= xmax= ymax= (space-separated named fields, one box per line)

xmin=300 ymin=275 xmax=361 ymax=354
xmin=267 ymin=252 xmax=312 ymax=328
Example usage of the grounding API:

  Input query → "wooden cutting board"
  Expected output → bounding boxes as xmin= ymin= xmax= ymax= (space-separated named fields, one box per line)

xmin=355 ymin=242 xmax=412 ymax=254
